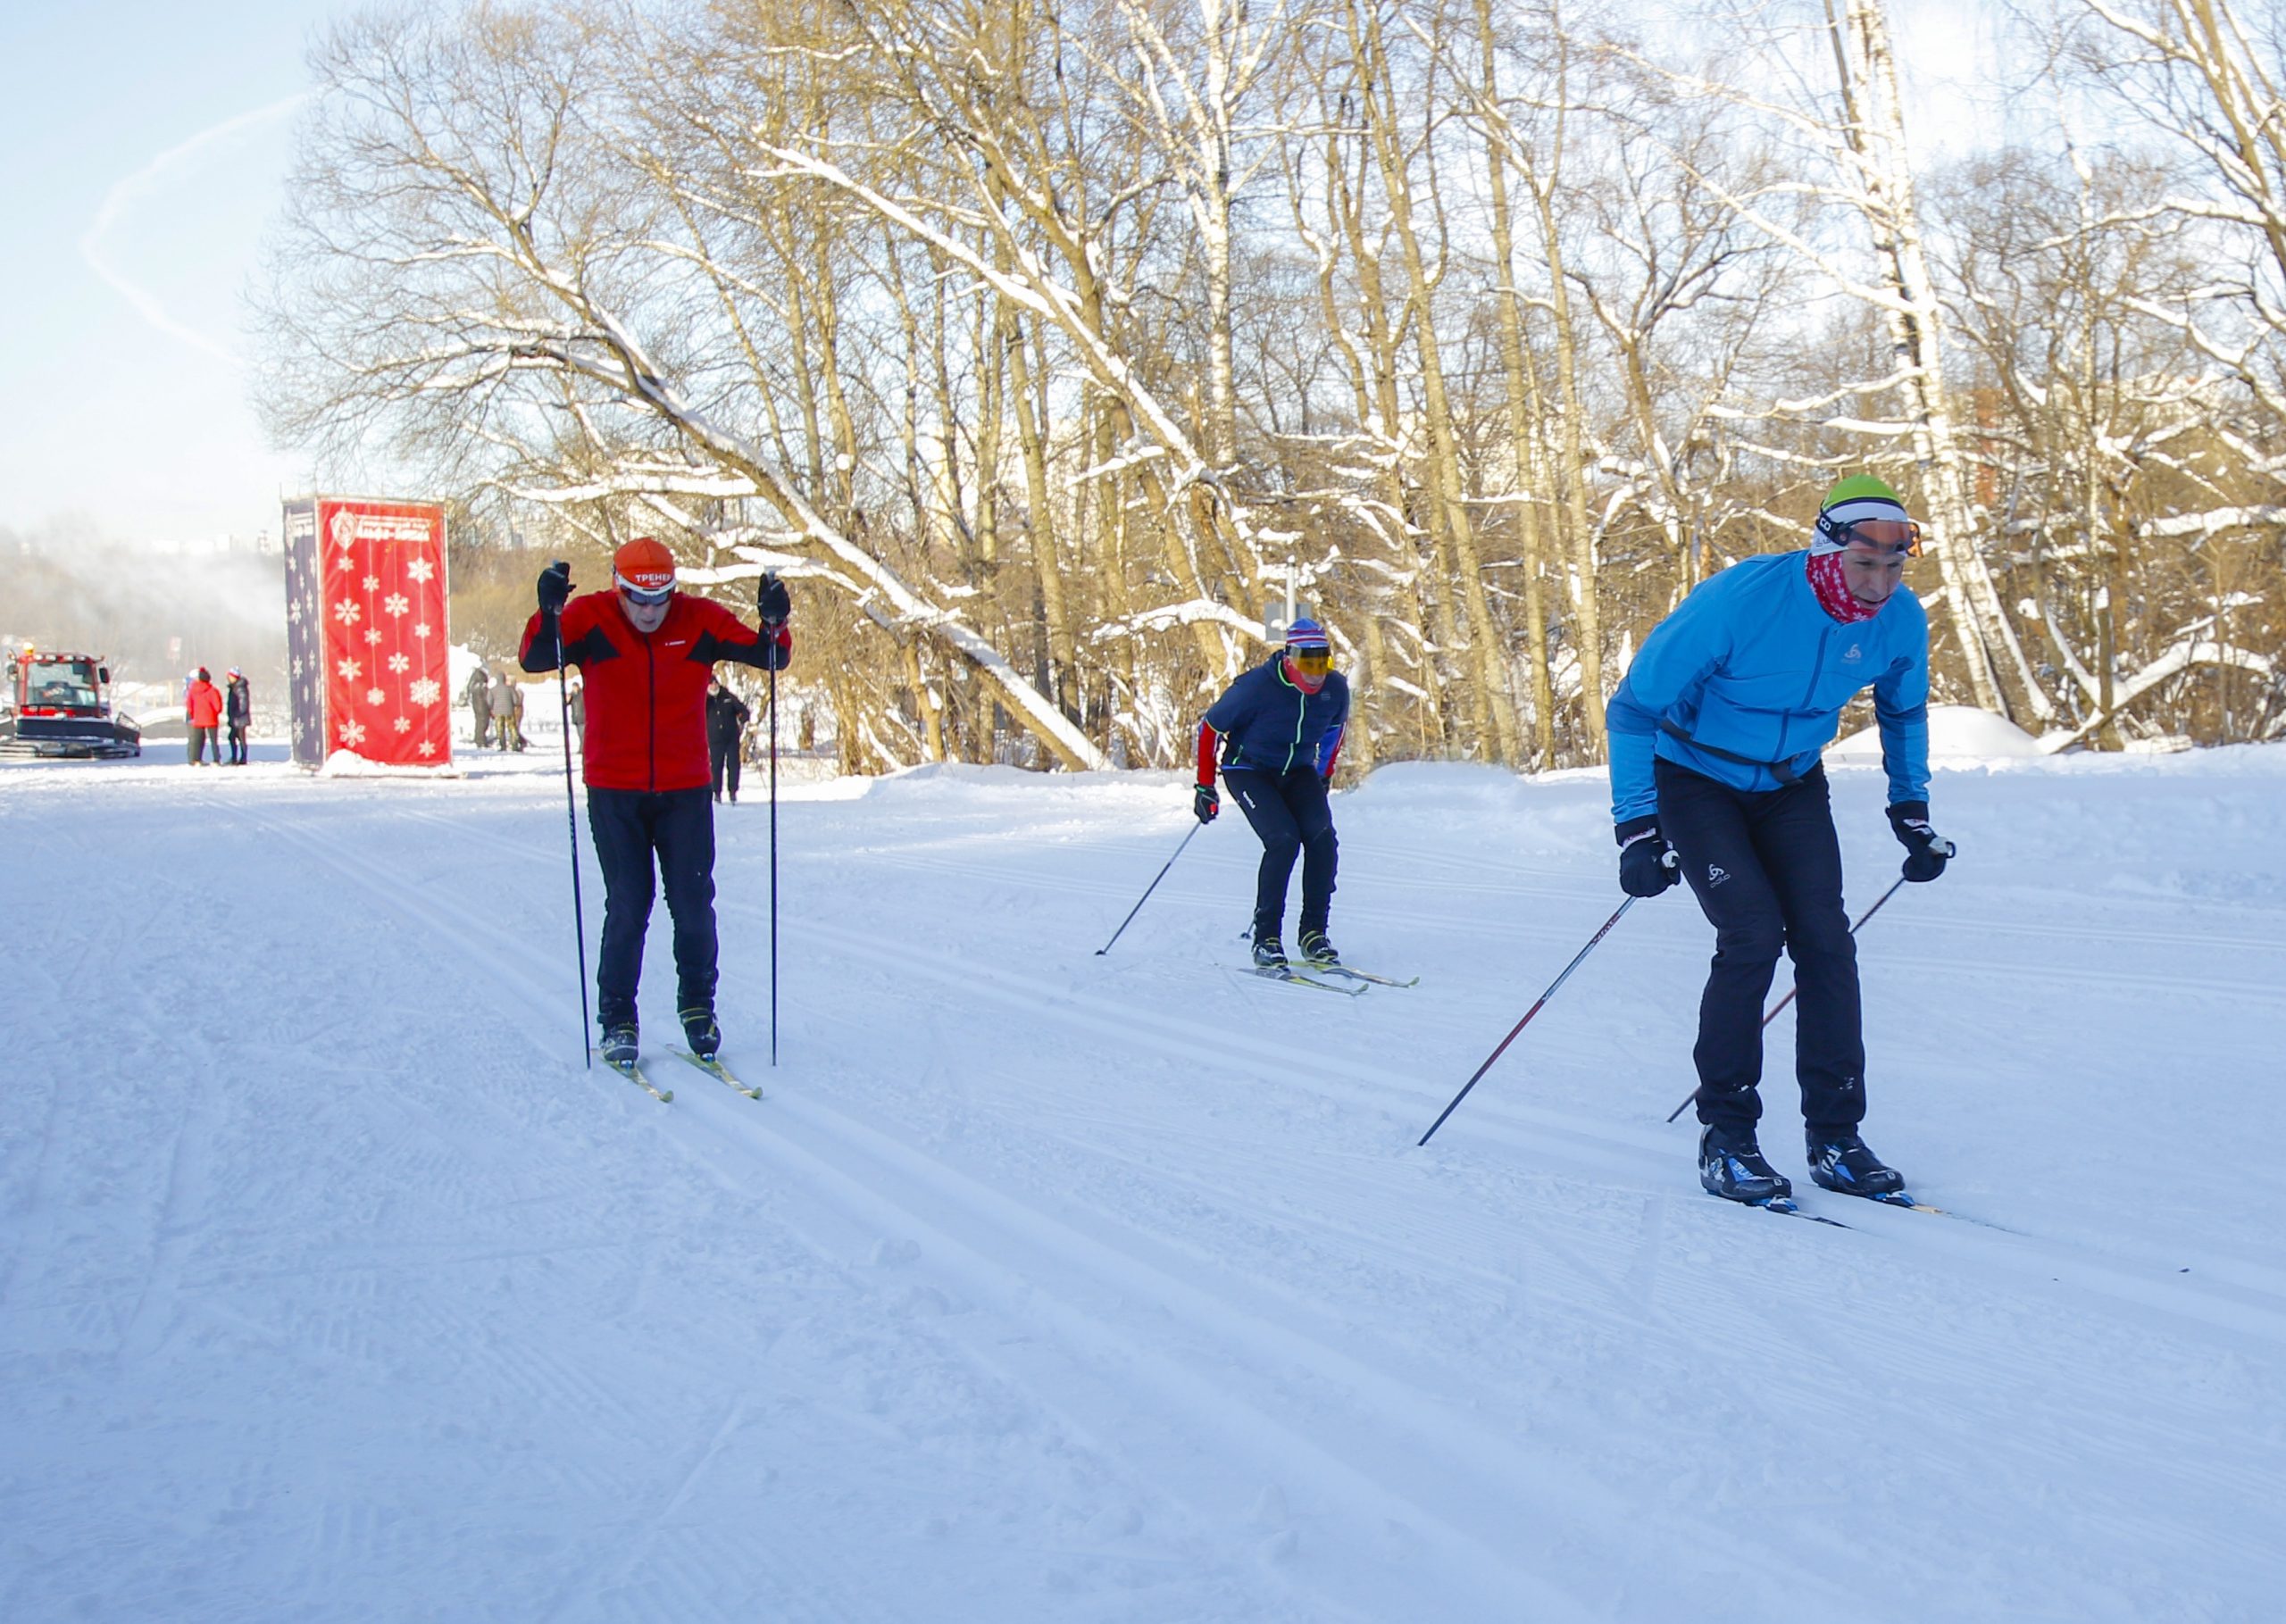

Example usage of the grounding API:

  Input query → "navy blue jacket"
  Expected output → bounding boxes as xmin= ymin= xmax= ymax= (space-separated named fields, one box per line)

xmin=1201 ymin=657 xmax=1349 ymax=779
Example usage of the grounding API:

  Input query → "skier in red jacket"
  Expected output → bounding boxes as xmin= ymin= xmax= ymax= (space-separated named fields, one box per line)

xmin=520 ymin=537 xmax=792 ymax=1065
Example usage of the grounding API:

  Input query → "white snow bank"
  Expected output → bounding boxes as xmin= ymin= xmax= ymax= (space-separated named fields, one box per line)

xmin=1831 ymin=702 xmax=2043 ymax=761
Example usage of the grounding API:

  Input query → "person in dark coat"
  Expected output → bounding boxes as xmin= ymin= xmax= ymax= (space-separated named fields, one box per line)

xmin=466 ymin=666 xmax=493 ymax=748
xmin=223 ymin=668 xmax=252 ymax=764
xmin=1193 ymin=619 xmax=1350 ymax=970
xmin=706 ymin=679 xmax=752 ymax=804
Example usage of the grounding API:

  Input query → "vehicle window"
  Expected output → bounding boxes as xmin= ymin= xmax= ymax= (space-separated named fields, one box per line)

xmin=34 ymin=663 xmax=99 ymax=707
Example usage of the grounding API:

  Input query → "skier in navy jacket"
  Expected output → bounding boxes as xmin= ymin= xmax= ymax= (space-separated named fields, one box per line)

xmin=1606 ymin=476 xmax=1955 ymax=1206
xmin=1195 ymin=619 xmax=1350 ymax=970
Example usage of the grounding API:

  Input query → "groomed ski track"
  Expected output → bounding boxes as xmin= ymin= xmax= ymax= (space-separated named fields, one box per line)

xmin=4 ymin=747 xmax=2283 ymax=1620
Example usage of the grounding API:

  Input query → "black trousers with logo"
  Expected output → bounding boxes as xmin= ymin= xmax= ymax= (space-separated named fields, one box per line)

xmin=1656 ymin=758 xmax=1865 ymax=1140
xmin=587 ymin=786 xmax=718 ymax=1030
xmin=1222 ymin=766 xmax=1337 ymax=942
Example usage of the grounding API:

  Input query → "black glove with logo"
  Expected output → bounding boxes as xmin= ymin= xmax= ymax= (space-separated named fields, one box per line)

xmin=537 ymin=560 xmax=572 ymax=613
xmin=1193 ymin=783 xmax=1220 ymax=825
xmin=758 ymin=572 xmax=791 ymax=628
xmin=1616 ymin=815 xmax=1680 ymax=897
xmin=1887 ymin=801 xmax=1953 ymax=882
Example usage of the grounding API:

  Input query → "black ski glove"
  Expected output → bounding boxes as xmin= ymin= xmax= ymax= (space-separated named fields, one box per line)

xmin=757 ymin=571 xmax=790 ymax=627
xmin=1193 ymin=783 xmax=1220 ymax=824
xmin=537 ymin=560 xmax=572 ymax=613
xmin=1616 ymin=815 xmax=1680 ymax=897
xmin=1887 ymin=801 xmax=1954 ymax=882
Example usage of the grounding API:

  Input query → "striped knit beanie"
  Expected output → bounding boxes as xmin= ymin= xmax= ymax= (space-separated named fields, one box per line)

xmin=1284 ymin=618 xmax=1331 ymax=653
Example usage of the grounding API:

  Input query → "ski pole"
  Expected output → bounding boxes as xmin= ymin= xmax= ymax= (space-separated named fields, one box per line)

xmin=553 ymin=619 xmax=592 ymax=1070
xmin=767 ymin=573 xmax=781 ymax=1068
xmin=1095 ymin=822 xmax=1204 ymax=955
xmin=1419 ymin=895 xmax=1641 ymax=1146
xmin=1662 ymin=868 xmax=1928 ymax=1124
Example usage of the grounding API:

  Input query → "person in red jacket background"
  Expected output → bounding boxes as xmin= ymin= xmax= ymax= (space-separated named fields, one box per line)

xmin=520 ymin=537 xmax=792 ymax=1066
xmin=185 ymin=668 xmax=224 ymax=766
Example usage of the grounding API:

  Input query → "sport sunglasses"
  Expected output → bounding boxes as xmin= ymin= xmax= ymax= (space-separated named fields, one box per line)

xmin=1815 ymin=513 xmax=1923 ymax=557
xmin=614 ymin=575 xmax=676 ymax=606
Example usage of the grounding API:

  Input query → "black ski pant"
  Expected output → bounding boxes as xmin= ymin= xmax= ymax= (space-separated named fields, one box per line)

xmin=709 ymin=736 xmax=742 ymax=801
xmin=187 ymin=726 xmax=218 ymax=765
xmin=1222 ymin=765 xmax=1337 ymax=943
xmin=227 ymin=722 xmax=248 ymax=764
xmin=1656 ymin=758 xmax=1865 ymax=1141
xmin=587 ymin=785 xmax=719 ymax=1032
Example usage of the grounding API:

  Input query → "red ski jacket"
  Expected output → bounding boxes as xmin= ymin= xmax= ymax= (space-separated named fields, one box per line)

xmin=186 ymin=679 xmax=224 ymax=729
xmin=520 ymin=591 xmax=791 ymax=792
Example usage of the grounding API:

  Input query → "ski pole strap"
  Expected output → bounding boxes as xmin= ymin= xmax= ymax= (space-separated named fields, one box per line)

xmin=1659 ymin=720 xmax=1806 ymax=786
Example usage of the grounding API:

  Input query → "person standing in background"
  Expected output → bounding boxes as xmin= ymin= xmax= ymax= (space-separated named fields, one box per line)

xmin=494 ymin=670 xmax=525 ymax=751
xmin=705 ymin=679 xmax=751 ymax=804
xmin=224 ymin=668 xmax=252 ymax=765
xmin=185 ymin=668 xmax=224 ymax=766
xmin=466 ymin=666 xmax=493 ymax=748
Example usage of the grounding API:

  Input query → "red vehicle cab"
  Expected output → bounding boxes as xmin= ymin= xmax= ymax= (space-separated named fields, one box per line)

xmin=0 ymin=647 xmax=142 ymax=758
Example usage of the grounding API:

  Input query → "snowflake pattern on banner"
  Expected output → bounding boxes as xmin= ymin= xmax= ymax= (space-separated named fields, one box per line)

xmin=282 ymin=501 xmax=328 ymax=768
xmin=310 ymin=500 xmax=452 ymax=766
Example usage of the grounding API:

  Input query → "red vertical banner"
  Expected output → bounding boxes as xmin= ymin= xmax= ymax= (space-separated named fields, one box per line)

xmin=313 ymin=499 xmax=453 ymax=768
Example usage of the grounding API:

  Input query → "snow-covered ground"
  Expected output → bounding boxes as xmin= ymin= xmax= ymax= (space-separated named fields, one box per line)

xmin=4 ymin=739 xmax=2282 ymax=1621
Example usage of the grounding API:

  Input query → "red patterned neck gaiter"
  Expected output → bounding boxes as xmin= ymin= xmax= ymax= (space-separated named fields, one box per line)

xmin=1806 ymin=550 xmax=1882 ymax=625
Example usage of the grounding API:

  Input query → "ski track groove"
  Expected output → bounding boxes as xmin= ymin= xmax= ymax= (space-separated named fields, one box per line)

xmin=762 ymin=905 xmax=2286 ymax=1358
xmin=254 ymin=799 xmax=1597 ymax=1615
xmin=688 ymin=1089 xmax=1765 ymax=1620
xmin=288 ymin=793 xmax=1829 ymax=1615
xmin=216 ymin=790 xmax=1375 ymax=1619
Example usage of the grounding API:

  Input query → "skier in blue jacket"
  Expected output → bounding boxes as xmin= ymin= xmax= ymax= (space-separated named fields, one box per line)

xmin=1194 ymin=619 xmax=1351 ymax=970
xmin=1607 ymin=476 xmax=1955 ymax=1205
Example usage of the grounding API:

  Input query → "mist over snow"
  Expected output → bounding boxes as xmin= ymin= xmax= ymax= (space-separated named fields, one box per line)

xmin=0 ymin=512 xmax=286 ymax=687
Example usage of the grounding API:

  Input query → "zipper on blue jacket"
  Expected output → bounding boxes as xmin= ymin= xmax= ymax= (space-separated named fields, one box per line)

xmin=1777 ymin=624 xmax=1831 ymax=773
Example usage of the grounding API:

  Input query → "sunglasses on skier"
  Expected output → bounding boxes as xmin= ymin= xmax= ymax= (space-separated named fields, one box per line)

xmin=1818 ymin=514 xmax=1923 ymax=557
xmin=1289 ymin=648 xmax=1332 ymax=674
xmin=615 ymin=577 xmax=676 ymax=607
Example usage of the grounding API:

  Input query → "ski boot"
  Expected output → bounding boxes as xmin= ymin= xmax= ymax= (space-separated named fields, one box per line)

xmin=1297 ymin=927 xmax=1339 ymax=967
xmin=680 ymin=1005 xmax=722 ymax=1062
xmin=600 ymin=1024 xmax=640 ymax=1068
xmin=1806 ymin=1132 xmax=1906 ymax=1197
xmin=1698 ymin=1124 xmax=1792 ymax=1203
xmin=1251 ymin=934 xmax=1288 ymax=971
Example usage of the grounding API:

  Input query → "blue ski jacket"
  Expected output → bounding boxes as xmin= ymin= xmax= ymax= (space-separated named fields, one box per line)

xmin=1607 ymin=552 xmax=1931 ymax=823
xmin=1201 ymin=657 xmax=1349 ymax=780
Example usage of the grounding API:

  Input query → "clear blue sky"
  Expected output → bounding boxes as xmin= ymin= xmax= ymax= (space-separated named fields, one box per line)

xmin=0 ymin=0 xmax=343 ymax=548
